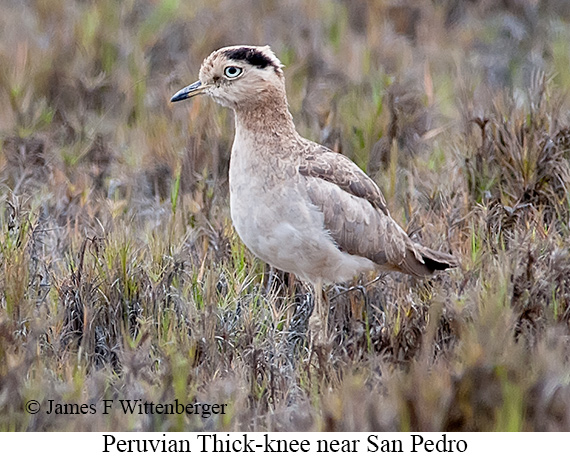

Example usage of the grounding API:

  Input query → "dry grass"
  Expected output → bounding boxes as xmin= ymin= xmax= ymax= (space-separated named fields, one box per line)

xmin=2 ymin=0 xmax=570 ymax=432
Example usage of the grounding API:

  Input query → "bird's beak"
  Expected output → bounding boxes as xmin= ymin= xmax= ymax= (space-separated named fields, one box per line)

xmin=170 ymin=81 xmax=208 ymax=102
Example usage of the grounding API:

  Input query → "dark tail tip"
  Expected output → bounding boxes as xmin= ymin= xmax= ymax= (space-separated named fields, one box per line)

xmin=422 ymin=254 xmax=456 ymax=272
xmin=421 ymin=246 xmax=458 ymax=273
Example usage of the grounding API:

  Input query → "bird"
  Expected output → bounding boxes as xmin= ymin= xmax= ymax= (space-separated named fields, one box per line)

xmin=171 ymin=45 xmax=456 ymax=342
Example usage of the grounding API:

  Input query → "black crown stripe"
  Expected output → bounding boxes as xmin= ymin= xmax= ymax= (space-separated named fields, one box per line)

xmin=223 ymin=47 xmax=277 ymax=70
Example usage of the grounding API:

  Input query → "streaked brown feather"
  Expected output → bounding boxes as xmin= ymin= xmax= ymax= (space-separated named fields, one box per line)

xmin=300 ymin=144 xmax=456 ymax=276
xmin=299 ymin=148 xmax=390 ymax=216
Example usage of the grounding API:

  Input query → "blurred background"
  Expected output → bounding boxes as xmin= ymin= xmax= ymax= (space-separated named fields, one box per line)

xmin=2 ymin=0 xmax=570 ymax=432
xmin=2 ymin=0 xmax=569 ymax=214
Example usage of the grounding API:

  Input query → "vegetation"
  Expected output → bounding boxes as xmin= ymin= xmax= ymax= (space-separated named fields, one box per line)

xmin=1 ymin=0 xmax=570 ymax=431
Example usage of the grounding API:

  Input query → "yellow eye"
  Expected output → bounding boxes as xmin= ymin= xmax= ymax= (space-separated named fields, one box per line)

xmin=224 ymin=66 xmax=243 ymax=79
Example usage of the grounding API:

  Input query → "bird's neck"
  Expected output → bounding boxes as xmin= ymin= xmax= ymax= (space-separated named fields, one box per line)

xmin=233 ymin=89 xmax=299 ymax=145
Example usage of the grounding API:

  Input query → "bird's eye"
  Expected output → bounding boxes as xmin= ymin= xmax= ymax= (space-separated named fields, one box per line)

xmin=224 ymin=66 xmax=243 ymax=79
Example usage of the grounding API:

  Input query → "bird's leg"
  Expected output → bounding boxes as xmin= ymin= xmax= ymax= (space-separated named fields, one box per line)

xmin=308 ymin=279 xmax=327 ymax=344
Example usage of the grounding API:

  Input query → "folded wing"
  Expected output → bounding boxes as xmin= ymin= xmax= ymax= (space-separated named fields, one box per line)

xmin=299 ymin=145 xmax=456 ymax=277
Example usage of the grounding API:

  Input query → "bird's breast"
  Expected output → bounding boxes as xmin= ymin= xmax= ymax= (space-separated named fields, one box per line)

xmin=228 ymin=145 xmax=304 ymax=254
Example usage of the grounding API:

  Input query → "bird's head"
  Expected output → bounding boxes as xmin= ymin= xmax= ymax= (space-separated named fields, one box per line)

xmin=171 ymin=45 xmax=284 ymax=109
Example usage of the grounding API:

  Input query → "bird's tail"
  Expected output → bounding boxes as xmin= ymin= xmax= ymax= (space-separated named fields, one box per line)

xmin=398 ymin=243 xmax=457 ymax=277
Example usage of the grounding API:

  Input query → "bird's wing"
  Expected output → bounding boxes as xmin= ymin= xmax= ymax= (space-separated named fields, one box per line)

xmin=299 ymin=145 xmax=456 ymax=276
xmin=299 ymin=146 xmax=412 ymax=270
xmin=299 ymin=147 xmax=390 ymax=216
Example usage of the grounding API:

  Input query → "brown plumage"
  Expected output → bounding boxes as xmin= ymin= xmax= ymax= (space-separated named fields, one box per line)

xmin=171 ymin=45 xmax=456 ymax=340
xmin=299 ymin=145 xmax=456 ymax=278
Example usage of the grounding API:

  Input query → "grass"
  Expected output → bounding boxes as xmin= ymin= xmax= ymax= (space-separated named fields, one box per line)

xmin=2 ymin=0 xmax=570 ymax=432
